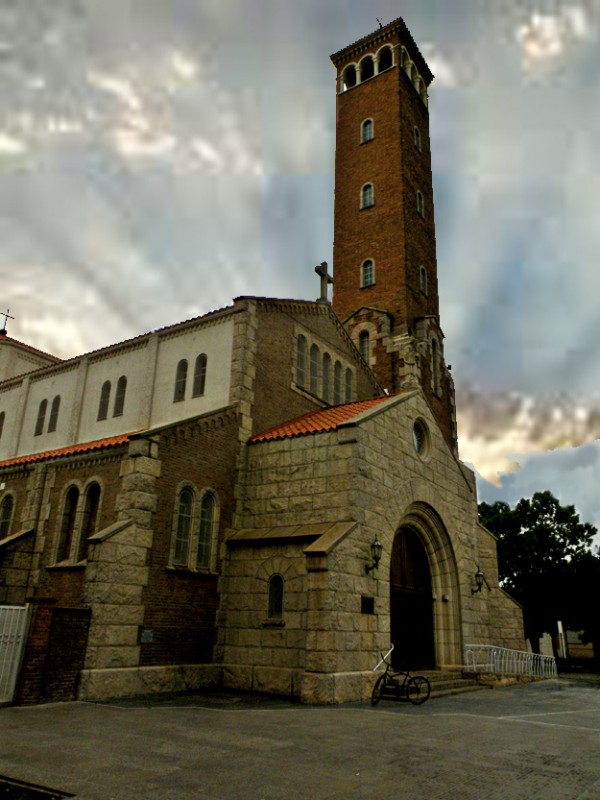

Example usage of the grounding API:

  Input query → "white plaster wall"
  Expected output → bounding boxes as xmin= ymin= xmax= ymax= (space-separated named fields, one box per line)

xmin=0 ymin=341 xmax=56 ymax=382
xmin=19 ymin=367 xmax=80 ymax=455
xmin=150 ymin=318 xmax=234 ymax=429
xmin=0 ymin=382 xmax=26 ymax=459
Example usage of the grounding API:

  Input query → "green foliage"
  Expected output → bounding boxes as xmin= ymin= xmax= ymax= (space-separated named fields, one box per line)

xmin=479 ymin=491 xmax=599 ymax=653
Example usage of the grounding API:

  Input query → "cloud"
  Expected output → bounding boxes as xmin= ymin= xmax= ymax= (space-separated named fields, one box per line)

xmin=517 ymin=5 xmax=592 ymax=71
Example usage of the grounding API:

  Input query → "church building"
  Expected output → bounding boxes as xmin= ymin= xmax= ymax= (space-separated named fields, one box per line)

xmin=0 ymin=18 xmax=524 ymax=705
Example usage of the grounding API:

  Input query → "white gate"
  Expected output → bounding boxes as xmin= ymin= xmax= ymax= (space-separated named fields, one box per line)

xmin=0 ymin=605 xmax=30 ymax=703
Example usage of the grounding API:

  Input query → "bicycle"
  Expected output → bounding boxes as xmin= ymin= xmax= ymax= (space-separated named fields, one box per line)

xmin=371 ymin=645 xmax=431 ymax=706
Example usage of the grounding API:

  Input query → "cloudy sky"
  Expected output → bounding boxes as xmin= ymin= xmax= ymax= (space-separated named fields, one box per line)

xmin=2 ymin=0 xmax=600 ymax=537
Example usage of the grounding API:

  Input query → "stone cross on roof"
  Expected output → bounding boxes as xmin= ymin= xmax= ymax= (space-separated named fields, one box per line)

xmin=315 ymin=262 xmax=333 ymax=304
xmin=0 ymin=308 xmax=14 ymax=334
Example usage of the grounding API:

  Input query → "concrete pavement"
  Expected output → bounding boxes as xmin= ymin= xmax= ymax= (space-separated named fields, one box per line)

xmin=1 ymin=677 xmax=599 ymax=799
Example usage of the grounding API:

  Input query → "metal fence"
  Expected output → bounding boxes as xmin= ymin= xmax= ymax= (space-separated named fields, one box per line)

xmin=0 ymin=605 xmax=30 ymax=703
xmin=464 ymin=644 xmax=557 ymax=679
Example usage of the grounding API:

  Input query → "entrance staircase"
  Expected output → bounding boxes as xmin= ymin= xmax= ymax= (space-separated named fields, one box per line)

xmin=418 ymin=670 xmax=481 ymax=699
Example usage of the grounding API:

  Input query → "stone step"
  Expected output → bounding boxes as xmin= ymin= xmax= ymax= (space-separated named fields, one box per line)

xmin=404 ymin=670 xmax=483 ymax=698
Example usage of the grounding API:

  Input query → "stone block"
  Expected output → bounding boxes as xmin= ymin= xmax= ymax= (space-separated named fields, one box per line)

xmin=300 ymin=671 xmax=334 ymax=704
xmin=89 ymin=604 xmax=145 ymax=626
xmin=222 ymin=663 xmax=253 ymax=691
xmin=114 ymin=545 xmax=147 ymax=565
xmin=87 ymin=583 xmax=143 ymax=605
xmin=94 ymin=563 xmax=149 ymax=586
xmin=253 ymin=666 xmax=293 ymax=695
xmin=94 ymin=645 xmax=140 ymax=669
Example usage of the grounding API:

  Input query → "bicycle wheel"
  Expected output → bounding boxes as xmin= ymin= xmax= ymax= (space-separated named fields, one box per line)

xmin=371 ymin=675 xmax=386 ymax=706
xmin=406 ymin=676 xmax=431 ymax=705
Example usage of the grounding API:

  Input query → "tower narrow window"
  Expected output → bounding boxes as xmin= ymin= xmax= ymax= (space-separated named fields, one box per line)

xmin=342 ymin=64 xmax=357 ymax=90
xmin=360 ymin=119 xmax=374 ymax=144
xmin=309 ymin=344 xmax=319 ymax=395
xmin=414 ymin=126 xmax=421 ymax=151
xmin=197 ymin=492 xmax=215 ymax=569
xmin=361 ymin=259 xmax=375 ymax=288
xmin=173 ymin=488 xmax=193 ymax=565
xmin=333 ymin=361 xmax=342 ymax=404
xmin=174 ymin=359 xmax=188 ymax=402
xmin=98 ymin=381 xmax=111 ymax=421
xmin=193 ymin=354 xmax=207 ymax=397
xmin=113 ymin=376 xmax=127 ymax=417
xmin=47 ymin=395 xmax=60 ymax=433
xmin=78 ymin=482 xmax=101 ymax=561
xmin=416 ymin=190 xmax=425 ymax=217
xmin=322 ymin=353 xmax=331 ymax=402
xmin=360 ymin=55 xmax=375 ymax=81
xmin=378 ymin=45 xmax=393 ymax=72
xmin=34 ymin=399 xmax=47 ymax=436
xmin=359 ymin=331 xmax=370 ymax=363
xmin=419 ymin=266 xmax=428 ymax=295
xmin=345 ymin=369 xmax=353 ymax=403
xmin=56 ymin=485 xmax=79 ymax=562
xmin=361 ymin=183 xmax=374 ymax=209
xmin=0 ymin=494 xmax=14 ymax=539
xmin=268 ymin=574 xmax=284 ymax=620
xmin=0 ymin=411 xmax=5 ymax=442
xmin=296 ymin=335 xmax=307 ymax=388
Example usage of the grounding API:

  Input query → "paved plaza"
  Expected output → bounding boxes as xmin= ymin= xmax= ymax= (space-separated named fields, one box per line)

xmin=1 ymin=677 xmax=599 ymax=799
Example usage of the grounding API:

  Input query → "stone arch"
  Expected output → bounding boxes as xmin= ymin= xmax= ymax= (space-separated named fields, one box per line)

xmin=393 ymin=502 xmax=462 ymax=668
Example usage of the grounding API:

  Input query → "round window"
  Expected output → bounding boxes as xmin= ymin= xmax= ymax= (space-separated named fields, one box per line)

xmin=412 ymin=419 xmax=430 ymax=457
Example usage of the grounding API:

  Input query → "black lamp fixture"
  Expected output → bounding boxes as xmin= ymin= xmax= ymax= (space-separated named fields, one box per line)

xmin=472 ymin=565 xmax=491 ymax=594
xmin=365 ymin=538 xmax=383 ymax=574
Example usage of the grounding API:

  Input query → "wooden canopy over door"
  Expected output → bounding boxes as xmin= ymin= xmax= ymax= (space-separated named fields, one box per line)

xmin=390 ymin=527 xmax=435 ymax=670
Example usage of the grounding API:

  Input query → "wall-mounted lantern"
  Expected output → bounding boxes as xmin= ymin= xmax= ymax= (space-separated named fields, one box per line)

xmin=365 ymin=538 xmax=383 ymax=574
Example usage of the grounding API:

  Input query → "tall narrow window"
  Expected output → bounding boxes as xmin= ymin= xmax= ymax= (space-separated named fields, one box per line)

xmin=360 ymin=55 xmax=375 ymax=81
xmin=0 ymin=411 xmax=5 ymax=442
xmin=197 ymin=492 xmax=215 ymax=569
xmin=0 ymin=494 xmax=14 ymax=539
xmin=268 ymin=574 xmax=284 ymax=620
xmin=360 ymin=119 xmax=374 ymax=143
xmin=322 ymin=353 xmax=331 ymax=402
xmin=56 ymin=485 xmax=79 ymax=562
xmin=334 ymin=361 xmax=342 ymax=404
xmin=345 ymin=369 xmax=353 ymax=403
xmin=378 ymin=46 xmax=393 ymax=72
xmin=309 ymin=344 xmax=319 ymax=395
xmin=34 ymin=399 xmax=47 ymax=436
xmin=296 ymin=335 xmax=307 ymax=388
xmin=98 ymin=381 xmax=111 ymax=421
xmin=359 ymin=331 xmax=370 ymax=363
xmin=419 ymin=266 xmax=428 ymax=295
xmin=78 ymin=482 xmax=101 ymax=561
xmin=113 ymin=376 xmax=127 ymax=417
xmin=416 ymin=190 xmax=425 ymax=217
xmin=361 ymin=183 xmax=374 ymax=209
xmin=361 ymin=259 xmax=375 ymax=288
xmin=193 ymin=354 xmax=207 ymax=397
xmin=47 ymin=396 xmax=60 ymax=433
xmin=342 ymin=64 xmax=357 ymax=90
xmin=174 ymin=359 xmax=188 ymax=402
xmin=414 ymin=126 xmax=421 ymax=151
xmin=173 ymin=488 xmax=193 ymax=565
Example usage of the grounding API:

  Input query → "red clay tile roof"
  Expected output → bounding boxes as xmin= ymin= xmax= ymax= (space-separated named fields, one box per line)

xmin=249 ymin=396 xmax=390 ymax=443
xmin=0 ymin=434 xmax=132 ymax=470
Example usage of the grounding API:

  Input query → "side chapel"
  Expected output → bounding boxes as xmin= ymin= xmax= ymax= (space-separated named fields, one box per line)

xmin=0 ymin=18 xmax=524 ymax=705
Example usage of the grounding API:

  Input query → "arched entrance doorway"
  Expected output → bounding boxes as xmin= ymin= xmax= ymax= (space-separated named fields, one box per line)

xmin=390 ymin=527 xmax=435 ymax=669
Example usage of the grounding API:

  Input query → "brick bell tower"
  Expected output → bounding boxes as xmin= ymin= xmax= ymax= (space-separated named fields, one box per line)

xmin=330 ymin=18 xmax=458 ymax=455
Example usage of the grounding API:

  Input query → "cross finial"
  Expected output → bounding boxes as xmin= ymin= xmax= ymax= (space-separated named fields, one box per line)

xmin=315 ymin=262 xmax=333 ymax=304
xmin=0 ymin=308 xmax=14 ymax=335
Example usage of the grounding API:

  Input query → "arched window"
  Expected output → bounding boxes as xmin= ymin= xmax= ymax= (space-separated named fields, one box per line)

xmin=416 ymin=190 xmax=425 ymax=217
xmin=193 ymin=354 xmax=207 ymax=397
xmin=0 ymin=494 xmax=14 ymax=539
xmin=360 ymin=118 xmax=374 ymax=144
xmin=56 ymin=485 xmax=79 ymax=562
xmin=174 ymin=359 xmax=188 ymax=403
xmin=197 ymin=492 xmax=215 ymax=569
xmin=419 ymin=266 xmax=428 ymax=295
xmin=98 ymin=381 xmax=111 ymax=421
xmin=334 ymin=361 xmax=342 ymax=404
xmin=47 ymin=395 xmax=60 ymax=433
xmin=78 ymin=482 xmax=101 ymax=561
xmin=359 ymin=331 xmax=370 ymax=363
xmin=360 ymin=55 xmax=375 ymax=81
xmin=361 ymin=183 xmax=374 ymax=209
xmin=322 ymin=353 xmax=331 ymax=402
xmin=173 ymin=488 xmax=193 ymax=565
xmin=34 ymin=399 xmax=47 ymax=436
xmin=296 ymin=335 xmax=307 ymax=388
xmin=113 ymin=376 xmax=127 ymax=417
xmin=0 ymin=411 xmax=5 ymax=442
xmin=378 ymin=46 xmax=393 ymax=72
xmin=309 ymin=344 xmax=319 ymax=395
xmin=414 ymin=126 xmax=421 ymax=151
xmin=345 ymin=369 xmax=353 ymax=403
xmin=268 ymin=574 xmax=284 ymax=620
xmin=342 ymin=64 xmax=357 ymax=90
xmin=361 ymin=259 xmax=375 ymax=288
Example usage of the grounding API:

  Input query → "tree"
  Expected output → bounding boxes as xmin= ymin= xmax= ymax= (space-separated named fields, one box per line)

xmin=479 ymin=491 xmax=598 ymax=655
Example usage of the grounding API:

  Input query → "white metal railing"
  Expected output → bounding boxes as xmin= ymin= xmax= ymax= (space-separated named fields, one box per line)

xmin=0 ymin=605 xmax=31 ymax=703
xmin=464 ymin=644 xmax=557 ymax=679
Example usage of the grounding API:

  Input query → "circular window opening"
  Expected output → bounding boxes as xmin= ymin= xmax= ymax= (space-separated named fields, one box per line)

xmin=412 ymin=419 xmax=430 ymax=457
